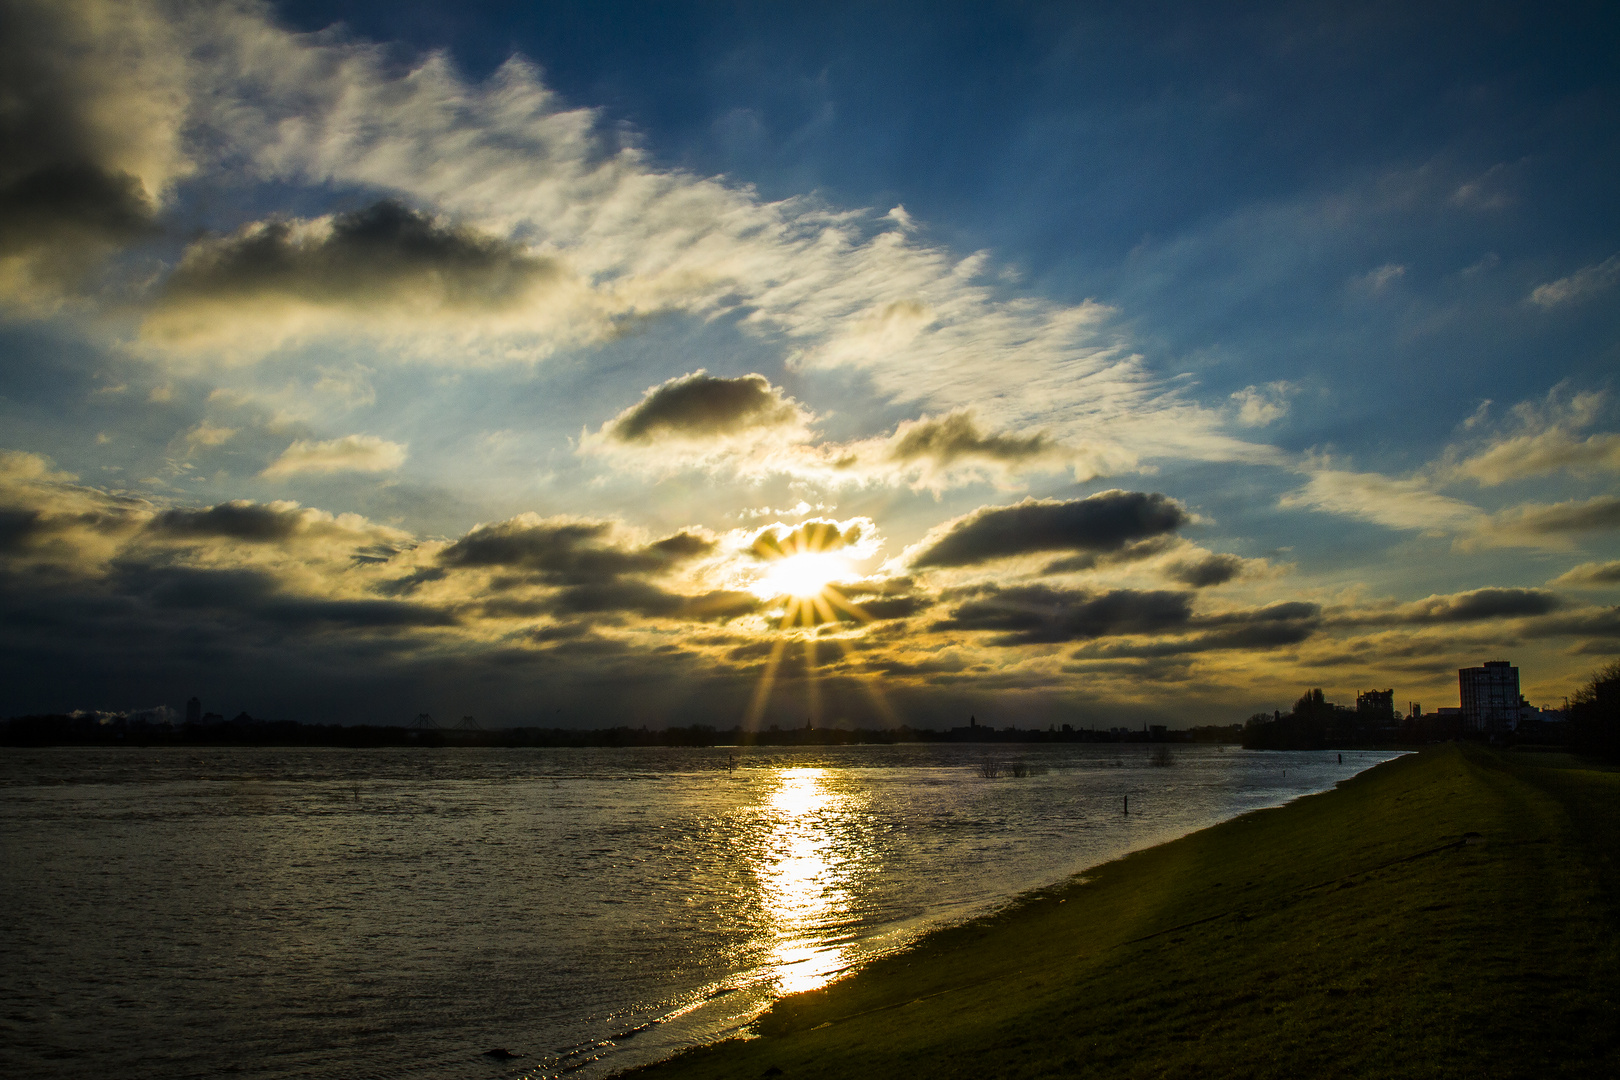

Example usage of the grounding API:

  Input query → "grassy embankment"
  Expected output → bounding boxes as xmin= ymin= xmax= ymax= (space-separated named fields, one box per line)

xmin=630 ymin=745 xmax=1619 ymax=1079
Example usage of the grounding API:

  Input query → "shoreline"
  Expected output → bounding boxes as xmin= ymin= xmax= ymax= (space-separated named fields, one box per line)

xmin=622 ymin=744 xmax=1620 ymax=1079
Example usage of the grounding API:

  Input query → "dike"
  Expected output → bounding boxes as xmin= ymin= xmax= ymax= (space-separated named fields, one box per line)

xmin=625 ymin=744 xmax=1620 ymax=1079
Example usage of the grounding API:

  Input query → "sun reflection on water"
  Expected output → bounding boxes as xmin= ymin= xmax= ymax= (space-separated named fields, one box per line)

xmin=756 ymin=767 xmax=857 ymax=995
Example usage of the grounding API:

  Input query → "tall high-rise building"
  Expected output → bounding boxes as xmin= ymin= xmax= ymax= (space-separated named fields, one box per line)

xmin=1459 ymin=661 xmax=1519 ymax=733
xmin=185 ymin=696 xmax=202 ymax=725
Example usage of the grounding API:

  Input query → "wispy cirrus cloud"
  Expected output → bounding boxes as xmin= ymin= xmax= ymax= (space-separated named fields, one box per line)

xmin=1443 ymin=388 xmax=1620 ymax=487
xmin=1278 ymin=465 xmax=1484 ymax=535
xmin=1528 ymin=254 xmax=1620 ymax=309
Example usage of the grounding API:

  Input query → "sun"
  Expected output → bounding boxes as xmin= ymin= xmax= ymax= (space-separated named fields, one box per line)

xmin=751 ymin=550 xmax=851 ymax=600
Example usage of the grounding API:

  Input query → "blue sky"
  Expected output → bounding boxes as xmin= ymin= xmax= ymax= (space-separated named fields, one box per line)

xmin=1 ymin=0 xmax=1616 ymax=726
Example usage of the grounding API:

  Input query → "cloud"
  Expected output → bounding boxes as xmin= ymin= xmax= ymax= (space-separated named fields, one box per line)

xmin=1482 ymin=496 xmax=1620 ymax=543
xmin=934 ymin=584 xmax=1193 ymax=645
xmin=600 ymin=371 xmax=808 ymax=444
xmin=439 ymin=514 xmax=714 ymax=585
xmin=1166 ymin=552 xmax=1250 ymax=588
xmin=1278 ymin=466 xmax=1483 ymax=534
xmin=261 ymin=435 xmax=407 ymax=478
xmin=586 ymin=391 xmax=1086 ymax=492
xmin=887 ymin=410 xmax=1057 ymax=465
xmin=1357 ymin=263 xmax=1406 ymax=292
xmin=184 ymin=422 xmax=237 ymax=449
xmin=542 ymin=580 xmax=758 ymax=621
xmin=152 ymin=501 xmax=306 ymax=543
xmin=748 ymin=518 xmax=868 ymax=560
xmin=1550 ymin=561 xmax=1620 ymax=589
xmin=1388 ymin=587 xmax=1562 ymax=624
xmin=871 ymin=410 xmax=1080 ymax=490
xmin=147 ymin=4 xmax=1272 ymax=469
xmin=1528 ymin=254 xmax=1620 ymax=308
xmin=908 ymin=491 xmax=1188 ymax=569
xmin=1446 ymin=389 xmax=1620 ymax=486
xmin=1522 ymin=606 xmax=1620 ymax=641
xmin=0 ymin=0 xmax=187 ymax=303
xmin=117 ymin=564 xmax=454 ymax=629
xmin=0 ymin=450 xmax=149 ymax=565
xmin=143 ymin=200 xmax=596 ymax=350
xmin=1228 ymin=383 xmax=1295 ymax=427
xmin=1068 ymin=601 xmax=1322 ymax=659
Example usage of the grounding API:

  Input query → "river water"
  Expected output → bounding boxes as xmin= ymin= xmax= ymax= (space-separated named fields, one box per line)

xmin=0 ymin=743 xmax=1399 ymax=1079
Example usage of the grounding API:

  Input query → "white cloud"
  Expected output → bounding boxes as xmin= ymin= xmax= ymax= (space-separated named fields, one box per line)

xmin=184 ymin=422 xmax=236 ymax=448
xmin=130 ymin=2 xmax=1268 ymax=471
xmin=261 ymin=434 xmax=407 ymax=478
xmin=1446 ymin=388 xmax=1620 ymax=486
xmin=1357 ymin=263 xmax=1406 ymax=292
xmin=1279 ymin=466 xmax=1483 ymax=535
xmin=1229 ymin=382 xmax=1294 ymax=427
xmin=1528 ymin=254 xmax=1620 ymax=309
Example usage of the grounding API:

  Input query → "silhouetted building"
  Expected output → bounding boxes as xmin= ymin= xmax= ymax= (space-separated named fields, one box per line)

xmin=185 ymin=697 xmax=201 ymax=725
xmin=1460 ymin=661 xmax=1520 ymax=733
xmin=1356 ymin=688 xmax=1395 ymax=724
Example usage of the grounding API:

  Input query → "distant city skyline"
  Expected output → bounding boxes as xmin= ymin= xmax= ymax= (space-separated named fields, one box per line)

xmin=1 ymin=1 xmax=1617 ymax=726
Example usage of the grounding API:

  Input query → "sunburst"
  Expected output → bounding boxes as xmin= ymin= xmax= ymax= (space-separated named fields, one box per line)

xmin=740 ymin=522 xmax=897 ymax=730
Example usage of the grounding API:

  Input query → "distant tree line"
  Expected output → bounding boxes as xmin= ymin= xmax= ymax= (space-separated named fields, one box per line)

xmin=1569 ymin=659 xmax=1620 ymax=762
xmin=0 ymin=713 xmax=1244 ymax=748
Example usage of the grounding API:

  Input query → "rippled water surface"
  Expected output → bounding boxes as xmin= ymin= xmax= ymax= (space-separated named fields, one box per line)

xmin=0 ymin=744 xmax=1400 ymax=1078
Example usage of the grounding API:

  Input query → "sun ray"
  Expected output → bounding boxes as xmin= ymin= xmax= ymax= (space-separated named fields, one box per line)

xmin=828 ymin=633 xmax=900 ymax=726
xmin=744 ymin=636 xmax=790 ymax=730
xmin=804 ymin=633 xmax=821 ymax=726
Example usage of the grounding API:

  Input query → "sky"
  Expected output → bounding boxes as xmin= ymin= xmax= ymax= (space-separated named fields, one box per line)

xmin=1 ymin=0 xmax=1617 ymax=728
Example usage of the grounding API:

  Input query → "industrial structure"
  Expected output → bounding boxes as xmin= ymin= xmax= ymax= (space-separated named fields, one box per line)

xmin=1459 ymin=661 xmax=1523 ymax=733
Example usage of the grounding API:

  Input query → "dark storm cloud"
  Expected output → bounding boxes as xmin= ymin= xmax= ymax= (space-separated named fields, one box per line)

xmin=847 ymin=594 xmax=932 ymax=621
xmin=1504 ymin=497 xmax=1620 ymax=536
xmin=0 ymin=508 xmax=44 ymax=552
xmin=546 ymin=580 xmax=758 ymax=622
xmin=1392 ymin=588 xmax=1562 ymax=624
xmin=1040 ymin=538 xmax=1174 ymax=575
xmin=118 ymin=564 xmax=454 ymax=628
xmin=1069 ymin=601 xmax=1322 ymax=659
xmin=750 ymin=518 xmax=862 ymax=560
xmin=439 ymin=517 xmax=714 ymax=583
xmin=1525 ymin=607 xmax=1620 ymax=639
xmin=0 ymin=162 xmax=154 ymax=257
xmin=889 ymin=412 xmax=1056 ymax=465
xmin=0 ymin=2 xmax=169 ymax=289
xmin=151 ymin=501 xmax=304 ymax=542
xmin=910 ymin=492 xmax=1187 ymax=569
xmin=1166 ymin=552 xmax=1246 ymax=588
xmin=604 ymin=371 xmax=803 ymax=443
xmin=156 ymin=200 xmax=557 ymax=311
xmin=934 ymin=583 xmax=1194 ymax=645
xmin=373 ymin=568 xmax=447 ymax=597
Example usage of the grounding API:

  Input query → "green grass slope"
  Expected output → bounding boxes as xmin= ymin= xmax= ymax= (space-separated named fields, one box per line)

xmin=628 ymin=745 xmax=1620 ymax=1079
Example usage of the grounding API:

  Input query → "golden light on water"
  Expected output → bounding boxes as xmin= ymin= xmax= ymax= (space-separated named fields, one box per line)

xmin=757 ymin=768 xmax=854 ymax=995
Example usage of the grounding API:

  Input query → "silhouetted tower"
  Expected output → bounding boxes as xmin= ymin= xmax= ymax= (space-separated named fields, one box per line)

xmin=411 ymin=712 xmax=438 ymax=730
xmin=185 ymin=697 xmax=201 ymax=725
xmin=456 ymin=715 xmax=483 ymax=731
xmin=1460 ymin=661 xmax=1519 ymax=733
